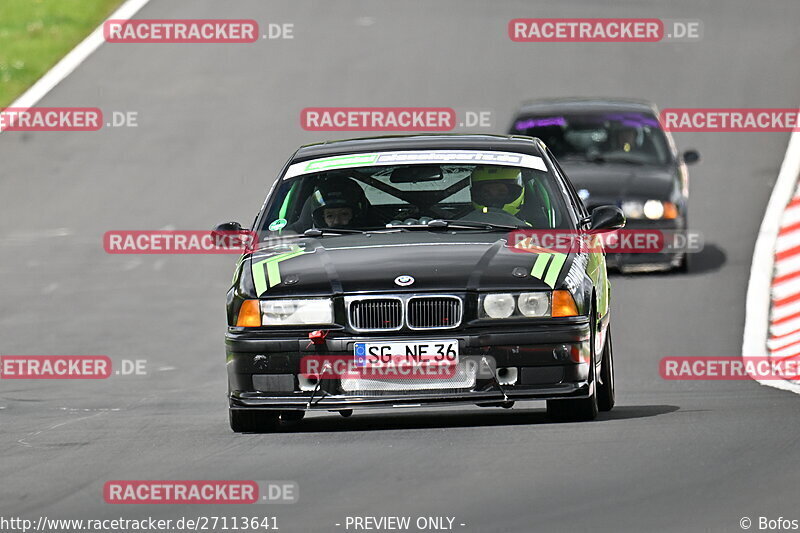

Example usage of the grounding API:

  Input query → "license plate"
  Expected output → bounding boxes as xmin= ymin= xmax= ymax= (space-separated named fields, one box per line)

xmin=354 ymin=340 xmax=459 ymax=369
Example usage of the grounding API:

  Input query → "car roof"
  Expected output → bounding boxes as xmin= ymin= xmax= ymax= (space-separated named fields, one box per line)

xmin=513 ymin=97 xmax=658 ymax=117
xmin=292 ymin=134 xmax=545 ymax=162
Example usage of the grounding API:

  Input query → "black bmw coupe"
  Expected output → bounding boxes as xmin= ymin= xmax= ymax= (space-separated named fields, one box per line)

xmin=216 ymin=134 xmax=625 ymax=432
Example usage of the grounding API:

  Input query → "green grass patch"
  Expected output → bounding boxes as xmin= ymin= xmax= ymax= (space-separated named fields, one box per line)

xmin=0 ymin=0 xmax=125 ymax=107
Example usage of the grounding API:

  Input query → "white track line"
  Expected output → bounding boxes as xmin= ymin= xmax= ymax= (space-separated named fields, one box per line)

xmin=0 ymin=0 xmax=152 ymax=133
xmin=743 ymin=125 xmax=800 ymax=394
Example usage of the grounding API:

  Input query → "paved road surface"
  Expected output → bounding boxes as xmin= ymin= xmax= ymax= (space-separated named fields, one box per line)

xmin=1 ymin=1 xmax=799 ymax=531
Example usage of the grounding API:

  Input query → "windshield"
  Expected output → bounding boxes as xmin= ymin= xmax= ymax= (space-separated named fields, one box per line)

xmin=259 ymin=157 xmax=575 ymax=236
xmin=512 ymin=112 xmax=672 ymax=166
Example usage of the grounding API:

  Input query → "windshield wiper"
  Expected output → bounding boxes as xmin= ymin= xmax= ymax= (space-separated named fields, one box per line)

xmin=430 ymin=219 xmax=521 ymax=231
xmin=302 ymin=228 xmax=366 ymax=237
xmin=385 ymin=219 xmax=521 ymax=232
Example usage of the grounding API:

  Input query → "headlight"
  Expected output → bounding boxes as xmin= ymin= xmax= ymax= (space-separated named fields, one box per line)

xmin=260 ymin=298 xmax=333 ymax=325
xmin=623 ymin=200 xmax=679 ymax=220
xmin=643 ymin=200 xmax=664 ymax=219
xmin=482 ymin=293 xmax=515 ymax=319
xmin=621 ymin=201 xmax=644 ymax=219
xmin=518 ymin=292 xmax=550 ymax=317
xmin=480 ymin=292 xmax=558 ymax=319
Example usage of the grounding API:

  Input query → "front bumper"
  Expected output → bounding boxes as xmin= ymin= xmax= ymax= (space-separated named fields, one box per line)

xmin=227 ymin=321 xmax=593 ymax=411
xmin=605 ymin=218 xmax=685 ymax=272
xmin=606 ymin=252 xmax=683 ymax=272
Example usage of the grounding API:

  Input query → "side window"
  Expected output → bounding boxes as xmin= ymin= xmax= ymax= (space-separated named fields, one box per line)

xmin=521 ymin=169 xmax=561 ymax=229
xmin=545 ymin=148 xmax=587 ymax=223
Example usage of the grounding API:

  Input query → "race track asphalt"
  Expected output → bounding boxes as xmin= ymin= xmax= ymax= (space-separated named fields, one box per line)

xmin=1 ymin=1 xmax=799 ymax=532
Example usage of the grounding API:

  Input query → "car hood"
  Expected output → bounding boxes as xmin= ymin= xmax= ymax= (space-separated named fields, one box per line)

xmin=560 ymin=162 xmax=675 ymax=204
xmin=246 ymin=232 xmax=576 ymax=297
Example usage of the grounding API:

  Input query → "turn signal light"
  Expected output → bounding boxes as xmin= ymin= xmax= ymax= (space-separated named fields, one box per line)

xmin=236 ymin=299 xmax=262 ymax=327
xmin=663 ymin=202 xmax=679 ymax=219
xmin=552 ymin=290 xmax=579 ymax=317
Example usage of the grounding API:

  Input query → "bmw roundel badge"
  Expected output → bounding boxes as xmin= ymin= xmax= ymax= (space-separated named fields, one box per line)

xmin=394 ymin=275 xmax=415 ymax=286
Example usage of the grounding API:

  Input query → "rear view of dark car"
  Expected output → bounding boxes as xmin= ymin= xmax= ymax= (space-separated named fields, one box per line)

xmin=509 ymin=98 xmax=699 ymax=272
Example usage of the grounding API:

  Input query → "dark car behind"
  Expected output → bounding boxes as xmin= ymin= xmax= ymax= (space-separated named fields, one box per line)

xmin=509 ymin=98 xmax=700 ymax=272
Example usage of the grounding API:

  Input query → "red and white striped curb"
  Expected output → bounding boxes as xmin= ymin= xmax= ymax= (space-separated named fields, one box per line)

xmin=769 ymin=188 xmax=800 ymax=372
xmin=744 ymin=128 xmax=800 ymax=394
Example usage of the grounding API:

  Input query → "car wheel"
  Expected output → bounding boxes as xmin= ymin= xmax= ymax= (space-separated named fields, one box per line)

xmin=675 ymin=214 xmax=690 ymax=273
xmin=546 ymin=389 xmax=598 ymax=421
xmin=546 ymin=307 xmax=599 ymax=422
xmin=229 ymin=409 xmax=280 ymax=433
xmin=597 ymin=326 xmax=615 ymax=412
xmin=675 ymin=252 xmax=690 ymax=273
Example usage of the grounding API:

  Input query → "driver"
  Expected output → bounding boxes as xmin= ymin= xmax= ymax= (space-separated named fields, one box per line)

xmin=310 ymin=177 xmax=368 ymax=229
xmin=470 ymin=166 xmax=525 ymax=216
xmin=609 ymin=126 xmax=639 ymax=153
xmin=469 ymin=166 xmax=554 ymax=228
xmin=315 ymin=201 xmax=355 ymax=228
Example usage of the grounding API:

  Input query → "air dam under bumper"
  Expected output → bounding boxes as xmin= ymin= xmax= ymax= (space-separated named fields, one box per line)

xmin=605 ymin=218 xmax=685 ymax=272
xmin=227 ymin=321 xmax=593 ymax=411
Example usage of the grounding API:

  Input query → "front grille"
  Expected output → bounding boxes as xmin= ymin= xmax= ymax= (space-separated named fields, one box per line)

xmin=407 ymin=297 xmax=462 ymax=329
xmin=346 ymin=295 xmax=463 ymax=331
xmin=349 ymin=298 xmax=402 ymax=330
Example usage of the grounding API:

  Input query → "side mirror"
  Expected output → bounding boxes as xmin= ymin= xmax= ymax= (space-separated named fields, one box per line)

xmin=590 ymin=206 xmax=626 ymax=232
xmin=213 ymin=221 xmax=243 ymax=234
xmin=682 ymin=149 xmax=700 ymax=165
xmin=211 ymin=221 xmax=254 ymax=251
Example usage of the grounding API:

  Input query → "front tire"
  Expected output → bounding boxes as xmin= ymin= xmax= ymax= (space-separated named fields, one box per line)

xmin=229 ymin=409 xmax=280 ymax=433
xmin=546 ymin=387 xmax=598 ymax=421
xmin=675 ymin=214 xmax=691 ymax=273
xmin=675 ymin=252 xmax=690 ymax=273
xmin=597 ymin=326 xmax=615 ymax=412
xmin=546 ymin=306 xmax=600 ymax=422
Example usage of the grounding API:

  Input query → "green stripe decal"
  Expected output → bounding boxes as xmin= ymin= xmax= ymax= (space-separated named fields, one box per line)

xmin=252 ymin=247 xmax=306 ymax=296
xmin=266 ymin=260 xmax=281 ymax=288
xmin=531 ymin=253 xmax=551 ymax=279
xmin=543 ymin=253 xmax=568 ymax=288
xmin=252 ymin=260 xmax=268 ymax=296
xmin=304 ymin=153 xmax=379 ymax=173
